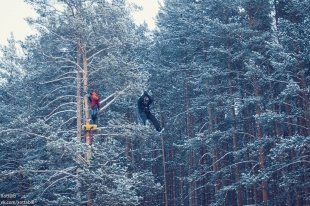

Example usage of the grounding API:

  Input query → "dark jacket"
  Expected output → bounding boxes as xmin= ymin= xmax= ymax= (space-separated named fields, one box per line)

xmin=137 ymin=92 xmax=153 ymax=114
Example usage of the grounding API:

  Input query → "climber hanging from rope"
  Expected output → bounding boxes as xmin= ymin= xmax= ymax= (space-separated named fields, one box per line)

xmin=137 ymin=91 xmax=163 ymax=132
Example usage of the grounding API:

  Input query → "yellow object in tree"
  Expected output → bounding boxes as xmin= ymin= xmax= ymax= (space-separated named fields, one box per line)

xmin=82 ymin=124 xmax=97 ymax=130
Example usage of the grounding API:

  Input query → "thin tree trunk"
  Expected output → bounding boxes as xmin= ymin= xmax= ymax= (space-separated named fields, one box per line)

xmin=295 ymin=58 xmax=310 ymax=205
xmin=285 ymin=98 xmax=294 ymax=205
xmin=76 ymin=38 xmax=82 ymax=204
xmin=81 ymin=43 xmax=89 ymax=123
xmin=241 ymin=98 xmax=253 ymax=205
xmin=19 ymin=164 xmax=25 ymax=198
xmin=206 ymin=82 xmax=220 ymax=197
xmin=76 ymin=38 xmax=82 ymax=142
xmin=158 ymin=103 xmax=169 ymax=206
xmin=297 ymin=70 xmax=310 ymax=136
xmin=253 ymin=77 xmax=268 ymax=203
xmin=185 ymin=68 xmax=197 ymax=206
xmin=231 ymin=107 xmax=242 ymax=206
xmin=172 ymin=150 xmax=176 ymax=206
xmin=80 ymin=39 xmax=93 ymax=206
xmin=227 ymin=49 xmax=243 ymax=206
xmin=179 ymin=165 xmax=184 ymax=206
xmin=161 ymin=135 xmax=169 ymax=206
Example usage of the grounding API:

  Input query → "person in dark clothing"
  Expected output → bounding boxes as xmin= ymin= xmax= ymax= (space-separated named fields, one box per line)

xmin=88 ymin=90 xmax=100 ymax=124
xmin=137 ymin=91 xmax=162 ymax=132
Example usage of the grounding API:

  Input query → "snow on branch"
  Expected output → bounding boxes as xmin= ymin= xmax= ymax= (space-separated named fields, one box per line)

xmin=98 ymin=85 xmax=131 ymax=113
xmin=44 ymin=109 xmax=76 ymax=122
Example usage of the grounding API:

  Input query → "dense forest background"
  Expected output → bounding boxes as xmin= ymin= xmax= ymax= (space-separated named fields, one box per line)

xmin=0 ymin=0 xmax=309 ymax=205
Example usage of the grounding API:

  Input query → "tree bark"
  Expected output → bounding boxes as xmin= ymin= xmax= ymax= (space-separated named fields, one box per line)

xmin=161 ymin=135 xmax=169 ymax=206
xmin=187 ymin=78 xmax=198 ymax=206
xmin=76 ymin=38 xmax=82 ymax=204
xmin=253 ymin=77 xmax=268 ymax=203
xmin=76 ymin=38 xmax=82 ymax=142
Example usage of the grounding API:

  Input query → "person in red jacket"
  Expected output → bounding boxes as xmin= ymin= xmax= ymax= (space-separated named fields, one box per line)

xmin=88 ymin=90 xmax=100 ymax=124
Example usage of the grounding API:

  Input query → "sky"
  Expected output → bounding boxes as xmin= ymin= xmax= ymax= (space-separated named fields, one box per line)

xmin=0 ymin=0 xmax=162 ymax=45
xmin=129 ymin=0 xmax=163 ymax=30
xmin=0 ymin=0 xmax=37 ymax=44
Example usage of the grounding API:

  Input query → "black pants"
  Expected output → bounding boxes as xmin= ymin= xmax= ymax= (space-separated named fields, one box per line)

xmin=139 ymin=111 xmax=162 ymax=132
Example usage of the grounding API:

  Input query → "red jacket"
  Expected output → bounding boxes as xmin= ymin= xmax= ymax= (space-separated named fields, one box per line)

xmin=90 ymin=92 xmax=100 ymax=109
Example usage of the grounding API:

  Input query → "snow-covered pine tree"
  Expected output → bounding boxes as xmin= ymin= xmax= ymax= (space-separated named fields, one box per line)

xmin=0 ymin=0 xmax=159 ymax=205
xmin=151 ymin=0 xmax=214 ymax=205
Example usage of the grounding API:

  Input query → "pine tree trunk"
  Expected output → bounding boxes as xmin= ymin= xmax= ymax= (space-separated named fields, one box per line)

xmin=295 ymin=55 xmax=310 ymax=205
xmin=284 ymin=98 xmax=294 ymax=205
xmin=81 ymin=43 xmax=89 ymax=123
xmin=243 ymin=106 xmax=259 ymax=205
xmin=297 ymin=70 xmax=310 ymax=206
xmin=231 ymin=104 xmax=243 ymax=206
xmin=18 ymin=165 xmax=25 ymax=198
xmin=271 ymin=0 xmax=279 ymax=43
xmin=185 ymin=69 xmax=197 ymax=206
xmin=76 ymin=39 xmax=82 ymax=205
xmin=80 ymin=39 xmax=93 ymax=206
xmin=172 ymin=150 xmax=176 ymax=206
xmin=253 ymin=77 xmax=268 ymax=203
xmin=228 ymin=50 xmax=243 ymax=206
xmin=161 ymin=135 xmax=169 ymax=206
xmin=158 ymin=102 xmax=169 ymax=206
xmin=297 ymin=70 xmax=310 ymax=136
xmin=179 ymin=165 xmax=185 ymax=206
xmin=208 ymin=103 xmax=220 ymax=194
xmin=200 ymin=145 xmax=210 ymax=206
xmin=206 ymin=82 xmax=220 ymax=197
xmin=76 ymin=38 xmax=82 ymax=142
